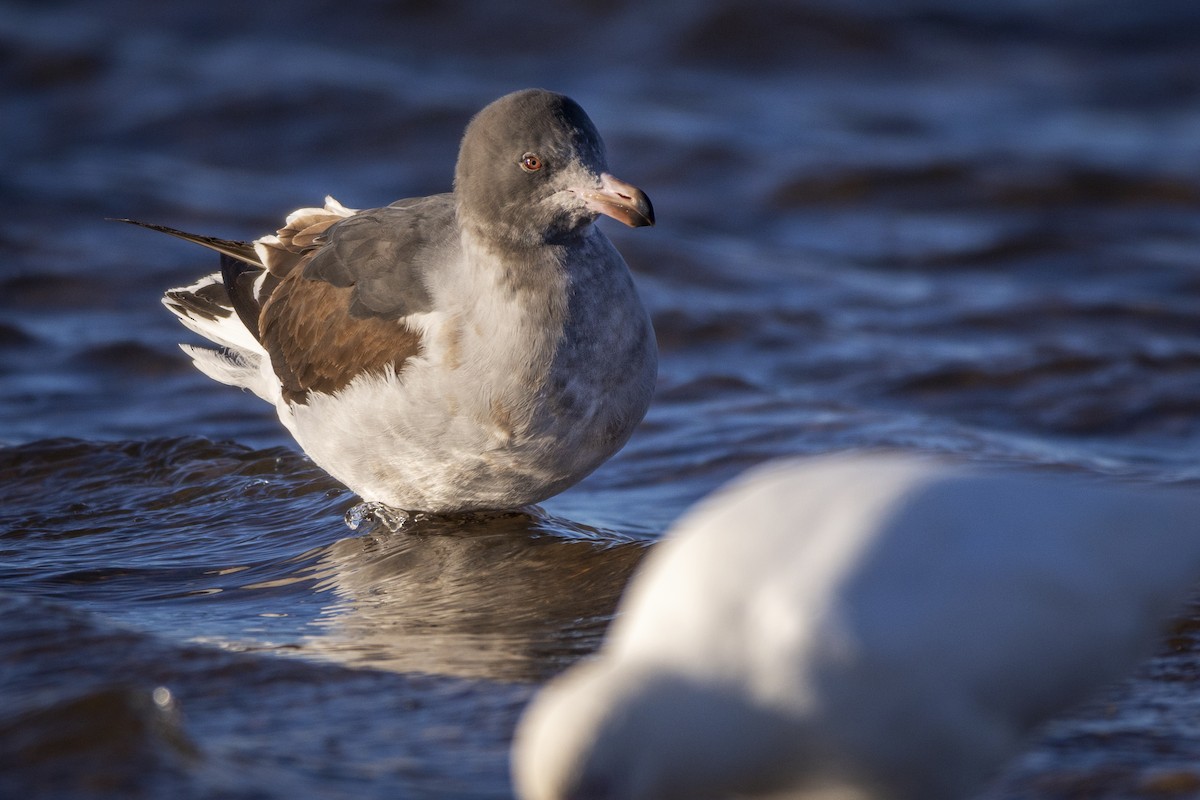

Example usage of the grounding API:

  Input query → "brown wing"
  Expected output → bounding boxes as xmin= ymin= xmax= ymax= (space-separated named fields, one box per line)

xmin=129 ymin=197 xmax=448 ymax=404
xmin=260 ymin=274 xmax=423 ymax=405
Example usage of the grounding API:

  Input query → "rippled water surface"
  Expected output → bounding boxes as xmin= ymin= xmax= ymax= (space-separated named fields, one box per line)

xmin=5 ymin=1 xmax=1200 ymax=797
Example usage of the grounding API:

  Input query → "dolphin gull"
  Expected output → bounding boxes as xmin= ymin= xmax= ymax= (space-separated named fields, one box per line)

xmin=121 ymin=89 xmax=657 ymax=513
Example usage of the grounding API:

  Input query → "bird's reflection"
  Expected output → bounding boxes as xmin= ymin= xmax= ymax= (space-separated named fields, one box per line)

xmin=299 ymin=508 xmax=650 ymax=681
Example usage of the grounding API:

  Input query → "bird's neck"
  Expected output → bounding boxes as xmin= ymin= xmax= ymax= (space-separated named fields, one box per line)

xmin=459 ymin=227 xmax=573 ymax=305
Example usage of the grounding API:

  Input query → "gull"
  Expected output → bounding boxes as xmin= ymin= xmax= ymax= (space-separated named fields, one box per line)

xmin=513 ymin=454 xmax=1200 ymax=800
xmin=120 ymin=89 xmax=657 ymax=513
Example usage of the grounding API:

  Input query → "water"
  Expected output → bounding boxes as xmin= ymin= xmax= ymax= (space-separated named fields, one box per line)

xmin=4 ymin=1 xmax=1200 ymax=797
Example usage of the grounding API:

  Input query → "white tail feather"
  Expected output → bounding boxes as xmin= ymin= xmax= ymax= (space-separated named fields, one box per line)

xmin=179 ymin=344 xmax=276 ymax=404
xmin=162 ymin=273 xmax=265 ymax=355
xmin=165 ymin=271 xmax=278 ymax=405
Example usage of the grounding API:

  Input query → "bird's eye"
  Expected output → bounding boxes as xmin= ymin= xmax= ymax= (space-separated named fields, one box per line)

xmin=520 ymin=153 xmax=543 ymax=172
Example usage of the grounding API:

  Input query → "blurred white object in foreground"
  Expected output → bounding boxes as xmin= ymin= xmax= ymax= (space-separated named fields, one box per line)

xmin=513 ymin=454 xmax=1200 ymax=800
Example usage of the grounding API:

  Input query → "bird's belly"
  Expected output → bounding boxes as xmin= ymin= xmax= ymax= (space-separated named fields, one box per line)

xmin=284 ymin=345 xmax=653 ymax=512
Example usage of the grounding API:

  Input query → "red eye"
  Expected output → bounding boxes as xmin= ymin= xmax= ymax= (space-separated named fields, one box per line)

xmin=520 ymin=153 xmax=542 ymax=172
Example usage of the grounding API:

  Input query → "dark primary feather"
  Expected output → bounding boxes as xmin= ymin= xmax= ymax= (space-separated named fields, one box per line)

xmin=116 ymin=218 xmax=269 ymax=341
xmin=112 ymin=219 xmax=261 ymax=266
xmin=220 ymin=254 xmax=275 ymax=338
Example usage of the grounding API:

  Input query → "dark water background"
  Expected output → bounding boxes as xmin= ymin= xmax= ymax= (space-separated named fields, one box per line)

xmin=5 ymin=1 xmax=1200 ymax=797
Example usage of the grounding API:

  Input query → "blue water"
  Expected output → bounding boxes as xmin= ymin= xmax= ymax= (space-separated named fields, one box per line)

xmin=5 ymin=1 xmax=1200 ymax=797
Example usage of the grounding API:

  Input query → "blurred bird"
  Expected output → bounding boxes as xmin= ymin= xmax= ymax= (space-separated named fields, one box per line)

xmin=513 ymin=454 xmax=1200 ymax=800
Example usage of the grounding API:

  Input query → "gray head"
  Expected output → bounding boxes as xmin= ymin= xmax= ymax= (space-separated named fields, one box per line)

xmin=454 ymin=89 xmax=654 ymax=248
